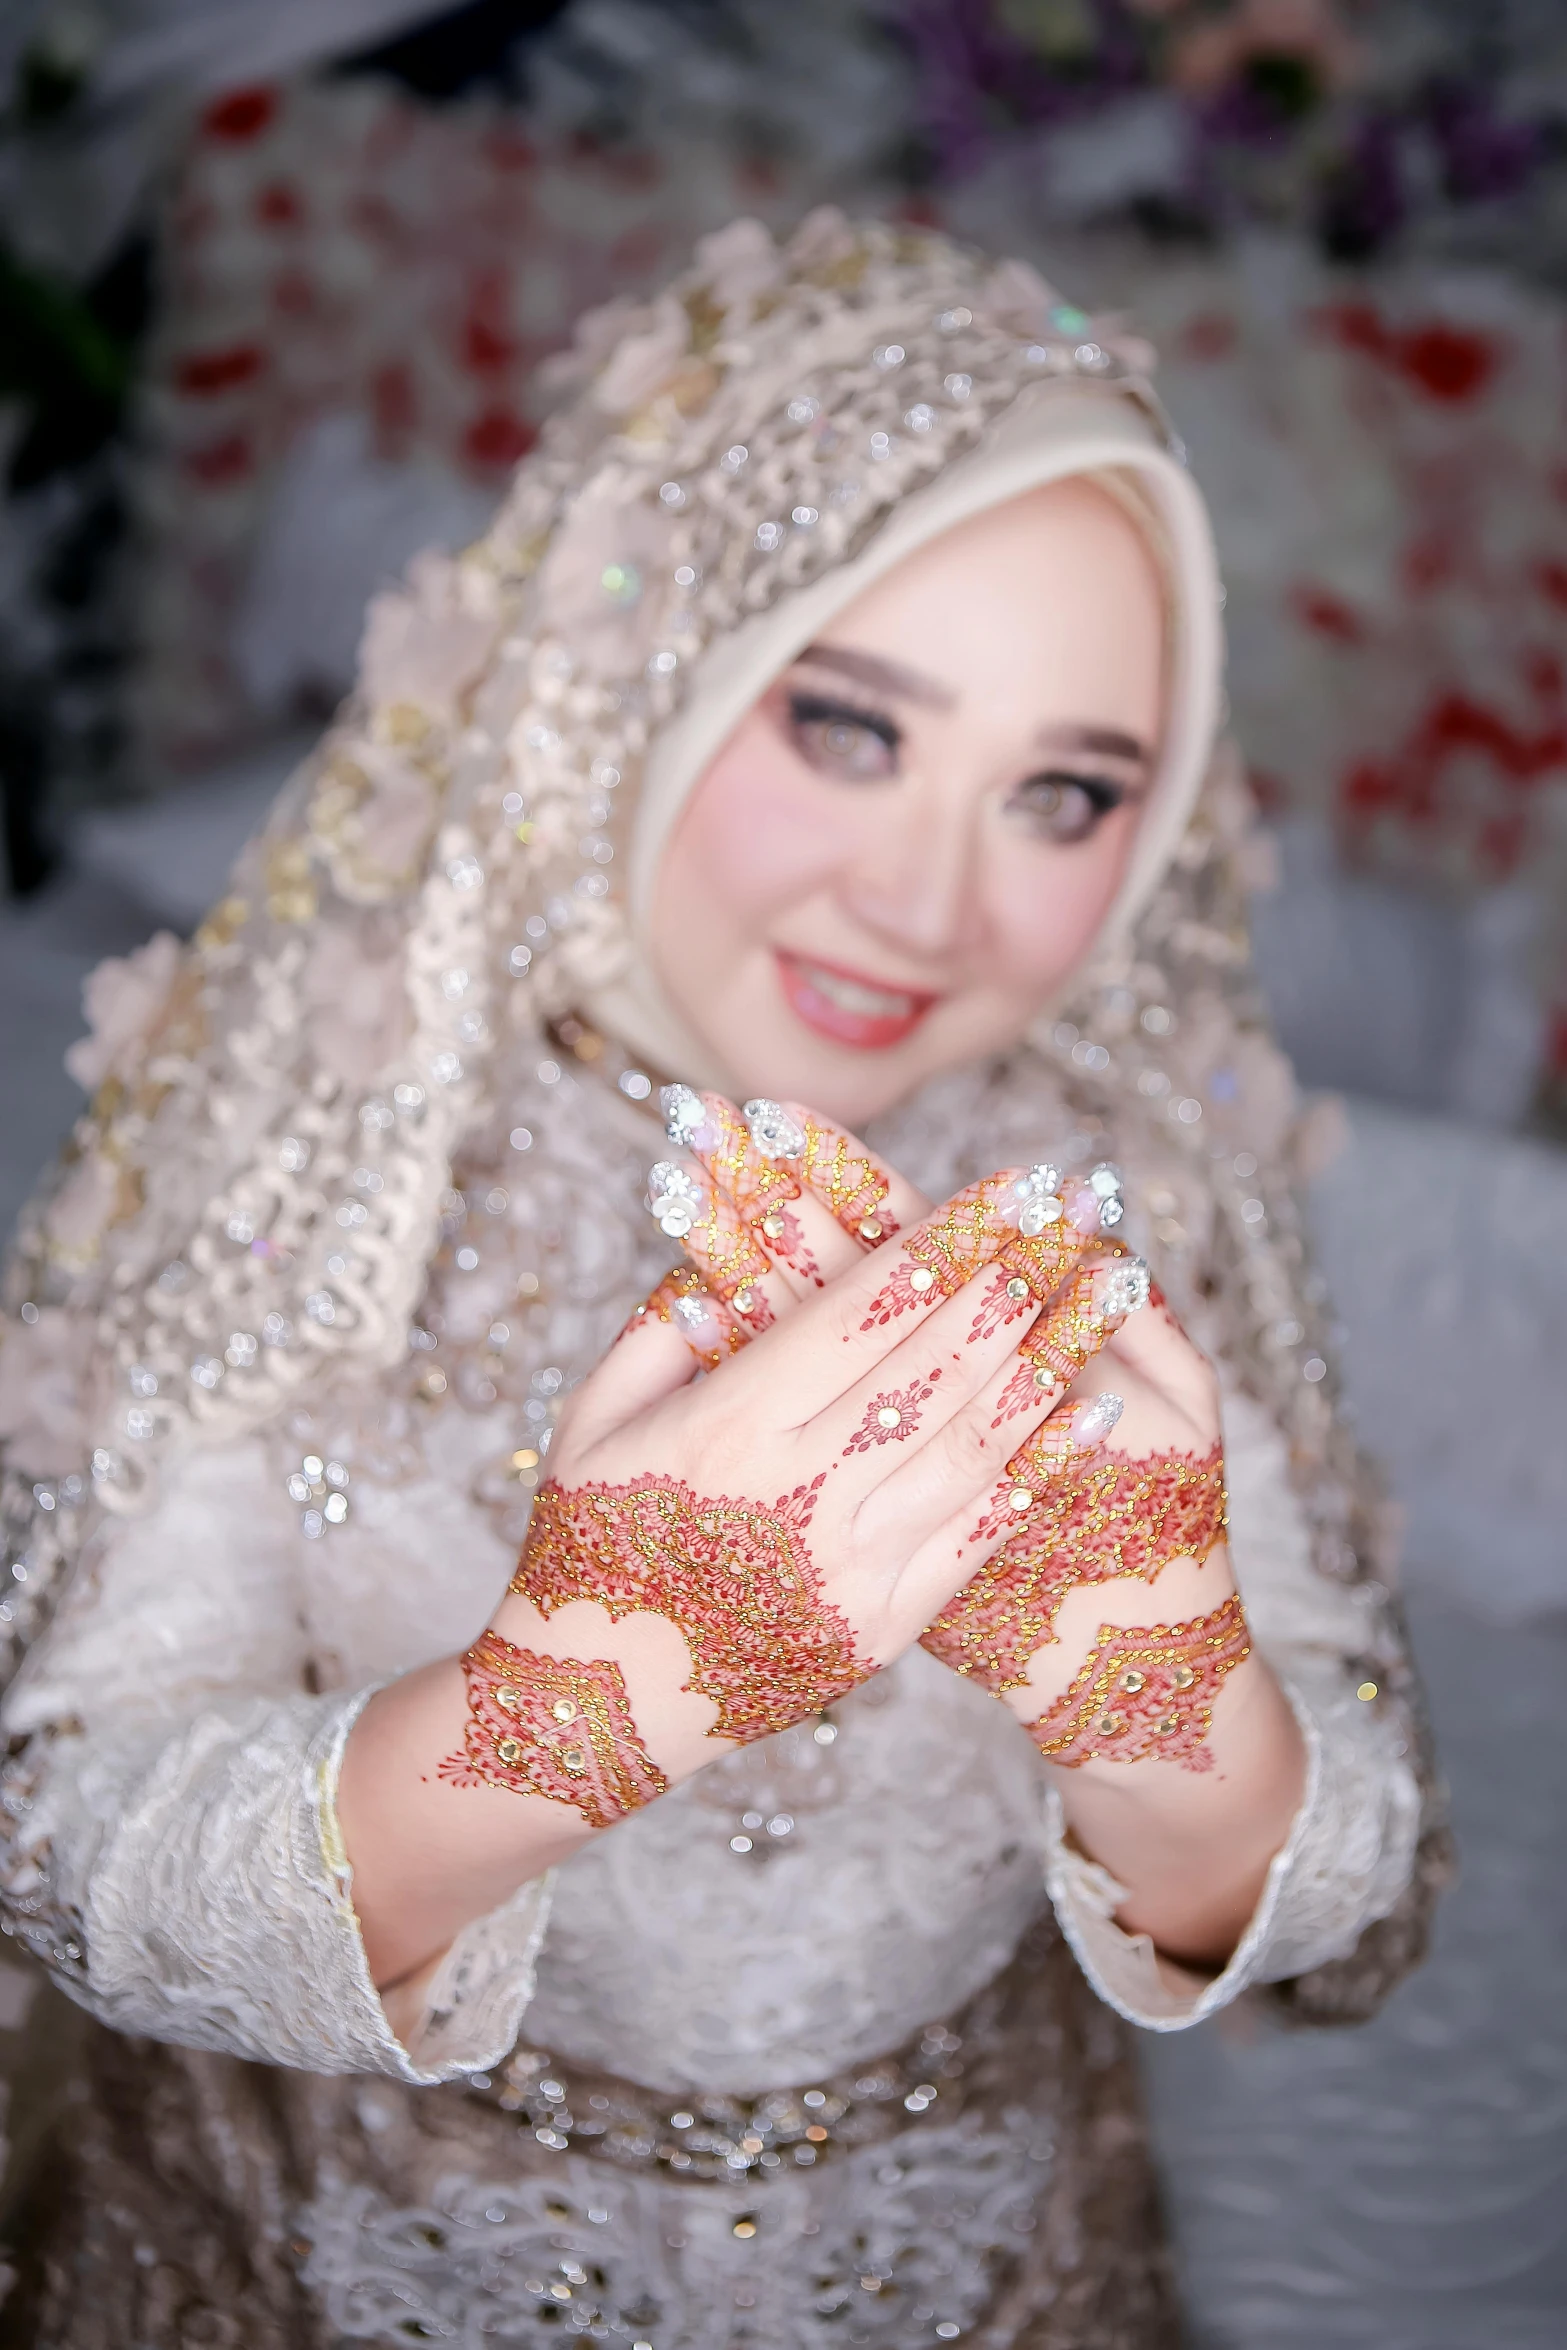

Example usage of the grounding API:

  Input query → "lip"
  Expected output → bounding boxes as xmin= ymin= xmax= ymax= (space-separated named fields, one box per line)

xmin=773 ymin=948 xmax=940 ymax=1051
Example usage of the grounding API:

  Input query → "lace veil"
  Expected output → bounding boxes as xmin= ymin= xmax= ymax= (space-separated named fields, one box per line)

xmin=0 ymin=213 xmax=1445 ymax=2013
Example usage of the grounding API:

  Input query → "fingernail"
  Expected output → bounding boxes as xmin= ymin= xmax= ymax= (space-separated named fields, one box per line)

xmin=646 ymin=1160 xmax=705 ymax=1237
xmin=743 ymin=1098 xmax=806 ymax=1160
xmin=1086 ymin=1163 xmax=1125 ymax=1230
xmin=1010 ymin=1164 xmax=1064 ymax=1239
xmin=1074 ymin=1391 xmax=1125 ymax=1444
xmin=659 ymin=1083 xmax=708 ymax=1148
xmin=1101 ymin=1258 xmax=1150 ymax=1318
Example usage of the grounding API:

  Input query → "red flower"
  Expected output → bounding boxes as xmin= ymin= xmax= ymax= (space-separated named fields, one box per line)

xmin=202 ymin=87 xmax=278 ymax=142
xmin=462 ymin=409 xmax=535 ymax=470
xmin=255 ymin=180 xmax=302 ymax=229
xmin=1393 ymin=324 xmax=1495 ymax=403
xmin=175 ymin=344 xmax=265 ymax=396
xmin=184 ymin=432 xmax=254 ymax=485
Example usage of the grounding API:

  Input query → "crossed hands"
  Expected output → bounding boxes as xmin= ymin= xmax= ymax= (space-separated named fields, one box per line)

xmin=455 ymin=1090 xmax=1248 ymax=1829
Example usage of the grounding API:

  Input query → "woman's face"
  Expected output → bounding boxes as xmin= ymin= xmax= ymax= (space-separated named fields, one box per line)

xmin=649 ymin=477 xmax=1167 ymax=1124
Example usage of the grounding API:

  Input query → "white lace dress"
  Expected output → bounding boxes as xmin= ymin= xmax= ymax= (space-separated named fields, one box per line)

xmin=0 ymin=1050 xmax=1426 ymax=2350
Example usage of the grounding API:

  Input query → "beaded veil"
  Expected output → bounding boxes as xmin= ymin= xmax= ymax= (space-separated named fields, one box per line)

xmin=0 ymin=212 xmax=1445 ymax=2018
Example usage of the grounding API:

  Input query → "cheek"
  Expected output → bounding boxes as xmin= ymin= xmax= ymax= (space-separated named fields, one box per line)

xmin=987 ymin=820 xmax=1136 ymax=995
xmin=663 ymin=728 xmax=841 ymax=933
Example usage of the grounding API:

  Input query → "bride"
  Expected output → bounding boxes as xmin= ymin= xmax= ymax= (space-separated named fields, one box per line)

xmin=0 ymin=214 xmax=1441 ymax=2346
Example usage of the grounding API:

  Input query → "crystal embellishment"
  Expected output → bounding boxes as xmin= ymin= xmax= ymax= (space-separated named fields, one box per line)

xmin=743 ymin=1098 xmax=807 ymax=1160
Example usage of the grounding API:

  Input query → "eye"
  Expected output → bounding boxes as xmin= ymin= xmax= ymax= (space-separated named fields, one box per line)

xmin=1012 ymin=771 xmax=1129 ymax=845
xmin=786 ymin=691 xmax=900 ymax=782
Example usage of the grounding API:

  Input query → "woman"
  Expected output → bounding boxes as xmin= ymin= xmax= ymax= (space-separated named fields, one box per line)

xmin=0 ymin=215 xmax=1442 ymax=2345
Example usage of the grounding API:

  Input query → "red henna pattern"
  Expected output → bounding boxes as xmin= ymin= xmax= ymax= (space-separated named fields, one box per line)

xmin=841 ymin=1371 xmax=942 ymax=1456
xmin=1026 ymin=1594 xmax=1250 ymax=1771
xmin=858 ymin=1175 xmax=1017 ymax=1330
xmin=925 ymin=1443 xmax=1228 ymax=1690
xmin=966 ymin=1264 xmax=1037 ymax=1346
xmin=439 ymin=1629 xmax=669 ymax=1825
xmin=1018 ymin=1261 xmax=1129 ymax=1386
xmin=512 ymin=1474 xmax=865 ymax=1744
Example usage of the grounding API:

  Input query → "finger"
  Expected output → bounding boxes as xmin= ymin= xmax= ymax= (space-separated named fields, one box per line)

xmin=564 ymin=1274 xmax=708 ymax=1446
xmin=768 ymin=1101 xmax=929 ymax=1246
xmin=645 ymin=1154 xmax=778 ymax=1332
xmin=1098 ymin=1275 xmax=1219 ymax=1414
xmin=866 ymin=1258 xmax=1152 ymax=1619
xmin=633 ymin=1264 xmax=748 ymax=1372
xmin=919 ymin=1392 xmax=1126 ymax=1687
xmin=657 ymin=1086 xmax=829 ymax=1322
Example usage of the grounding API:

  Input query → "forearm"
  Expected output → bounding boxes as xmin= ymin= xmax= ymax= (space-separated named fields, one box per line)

xmin=337 ymin=1591 xmax=737 ymax=1990
xmin=993 ymin=1544 xmax=1305 ymax=1968
xmin=1047 ymin=1653 xmax=1304 ymax=1966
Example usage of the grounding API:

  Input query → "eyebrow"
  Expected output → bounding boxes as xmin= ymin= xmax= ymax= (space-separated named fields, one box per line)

xmin=1036 ymin=722 xmax=1153 ymax=767
xmin=791 ymin=642 xmax=957 ymax=710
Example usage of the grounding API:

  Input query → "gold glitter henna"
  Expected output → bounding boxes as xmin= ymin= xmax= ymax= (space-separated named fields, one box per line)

xmin=1024 ymin=1594 xmax=1251 ymax=1771
xmin=626 ymin=1265 xmax=746 ymax=1373
xmin=511 ymin=1475 xmax=865 ymax=1743
xmin=923 ymin=1428 xmax=1228 ymax=1691
xmin=438 ymin=1629 xmax=669 ymax=1825
xmin=858 ymin=1174 xmax=1018 ymax=1330
xmin=841 ymin=1370 xmax=942 ymax=1456
xmin=797 ymin=1114 xmax=896 ymax=1242
xmin=646 ymin=1158 xmax=775 ymax=1323
xmin=1018 ymin=1256 xmax=1150 ymax=1387
xmin=666 ymin=1090 xmax=825 ymax=1286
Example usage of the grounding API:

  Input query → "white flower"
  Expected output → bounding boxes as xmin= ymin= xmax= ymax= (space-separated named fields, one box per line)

xmin=591 ymin=295 xmax=691 ymax=418
xmin=535 ymin=487 xmax=680 ymax=676
xmin=358 ymin=550 xmax=502 ymax=725
xmin=45 ymin=1152 xmax=121 ymax=1260
xmin=693 ymin=218 xmax=782 ymax=316
xmin=0 ymin=1307 xmax=93 ymax=1476
xmin=304 ymin=920 xmax=412 ymax=1090
xmin=980 ymin=258 xmax=1063 ymax=340
xmin=786 ymin=207 xmax=859 ymax=276
xmin=537 ymin=294 xmax=659 ymax=401
xmin=64 ymin=931 xmax=182 ymax=1093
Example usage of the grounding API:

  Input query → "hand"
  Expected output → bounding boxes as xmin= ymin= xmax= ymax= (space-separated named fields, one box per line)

xmin=508 ymin=1145 xmax=1137 ymax=1771
xmin=651 ymin=1091 xmax=1248 ymax=1771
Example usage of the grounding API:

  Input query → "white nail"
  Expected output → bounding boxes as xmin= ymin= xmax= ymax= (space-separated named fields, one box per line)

xmin=743 ymin=1098 xmax=806 ymax=1159
xmin=1100 ymin=1259 xmax=1150 ymax=1319
xmin=659 ymin=1084 xmax=706 ymax=1146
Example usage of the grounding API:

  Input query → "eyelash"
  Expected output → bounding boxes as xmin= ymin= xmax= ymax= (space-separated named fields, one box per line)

xmin=784 ymin=689 xmax=1132 ymax=839
xmin=786 ymin=691 xmax=901 ymax=764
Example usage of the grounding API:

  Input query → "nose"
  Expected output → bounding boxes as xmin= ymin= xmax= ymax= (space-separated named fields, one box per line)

xmin=836 ymin=778 xmax=983 ymax=964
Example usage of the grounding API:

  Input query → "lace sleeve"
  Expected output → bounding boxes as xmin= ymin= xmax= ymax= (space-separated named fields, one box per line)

xmin=0 ymin=1437 xmax=550 ymax=2079
xmin=1040 ymin=1387 xmax=1432 ymax=2031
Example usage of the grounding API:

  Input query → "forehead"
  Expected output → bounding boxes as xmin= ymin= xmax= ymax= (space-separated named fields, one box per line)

xmin=802 ymin=478 xmax=1167 ymax=719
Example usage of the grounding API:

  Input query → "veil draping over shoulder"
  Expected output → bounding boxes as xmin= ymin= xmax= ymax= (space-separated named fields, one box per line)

xmin=0 ymin=213 xmax=1445 ymax=2012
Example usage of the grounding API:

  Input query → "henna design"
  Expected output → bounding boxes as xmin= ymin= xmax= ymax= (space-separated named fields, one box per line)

xmin=438 ymin=1629 xmax=669 ymax=1825
xmin=967 ymin=1264 xmax=1039 ymax=1347
xmin=925 ymin=1434 xmax=1226 ymax=1690
xmin=841 ymin=1371 xmax=941 ymax=1456
xmin=512 ymin=1474 xmax=865 ymax=1743
xmin=1018 ymin=1256 xmax=1148 ymax=1387
xmin=1025 ymin=1593 xmax=1251 ymax=1771
xmin=666 ymin=1092 xmax=823 ymax=1289
xmin=627 ymin=1265 xmax=746 ymax=1373
xmin=858 ymin=1174 xmax=1017 ymax=1329
xmin=798 ymin=1114 xmax=897 ymax=1242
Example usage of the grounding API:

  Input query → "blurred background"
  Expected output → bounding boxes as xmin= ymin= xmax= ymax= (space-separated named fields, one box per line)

xmin=0 ymin=3 xmax=1563 ymax=2343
